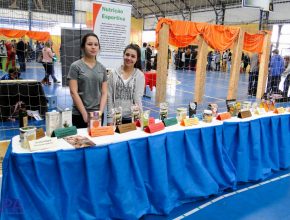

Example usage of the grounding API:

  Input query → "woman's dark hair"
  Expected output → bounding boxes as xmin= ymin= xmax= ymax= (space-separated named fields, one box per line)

xmin=81 ymin=33 xmax=101 ymax=50
xmin=123 ymin=43 xmax=142 ymax=70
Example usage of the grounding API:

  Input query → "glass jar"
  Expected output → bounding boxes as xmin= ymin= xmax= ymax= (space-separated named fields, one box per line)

xmin=176 ymin=107 xmax=187 ymax=122
xmin=159 ymin=102 xmax=169 ymax=121
xmin=131 ymin=104 xmax=140 ymax=123
xmin=202 ymin=110 xmax=213 ymax=123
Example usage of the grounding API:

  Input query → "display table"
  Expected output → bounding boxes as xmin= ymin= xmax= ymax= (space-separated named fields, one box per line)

xmin=223 ymin=113 xmax=290 ymax=182
xmin=144 ymin=71 xmax=157 ymax=91
xmin=1 ymin=113 xmax=290 ymax=219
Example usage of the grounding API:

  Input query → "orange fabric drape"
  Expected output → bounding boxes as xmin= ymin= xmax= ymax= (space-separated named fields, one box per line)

xmin=243 ymin=32 xmax=264 ymax=53
xmin=155 ymin=18 xmax=240 ymax=51
xmin=156 ymin=18 xmax=269 ymax=54
xmin=0 ymin=28 xmax=51 ymax=42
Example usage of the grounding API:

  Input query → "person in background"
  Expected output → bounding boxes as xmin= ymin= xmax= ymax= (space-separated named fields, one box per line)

xmin=172 ymin=49 xmax=176 ymax=67
xmin=243 ymin=53 xmax=250 ymax=73
xmin=1 ymin=67 xmax=20 ymax=80
xmin=268 ymin=49 xmax=285 ymax=93
xmin=50 ymin=41 xmax=60 ymax=84
xmin=145 ymin=44 xmax=152 ymax=71
xmin=107 ymin=43 xmax=145 ymax=125
xmin=41 ymin=41 xmax=60 ymax=85
xmin=16 ymin=38 xmax=26 ymax=72
xmin=215 ymin=51 xmax=221 ymax=71
xmin=248 ymin=53 xmax=259 ymax=96
xmin=0 ymin=40 xmax=7 ymax=71
xmin=176 ymin=48 xmax=184 ymax=70
xmin=141 ymin=42 xmax=147 ymax=71
xmin=5 ymin=40 xmax=16 ymax=71
xmin=222 ymin=50 xmax=228 ymax=72
xmin=190 ymin=48 xmax=197 ymax=71
xmin=207 ymin=51 xmax=213 ymax=71
xmin=68 ymin=33 xmax=108 ymax=128
xmin=227 ymin=49 xmax=232 ymax=72
xmin=279 ymin=56 xmax=290 ymax=97
xmin=35 ymin=41 xmax=42 ymax=62
xmin=184 ymin=47 xmax=191 ymax=70
xmin=26 ymin=42 xmax=34 ymax=62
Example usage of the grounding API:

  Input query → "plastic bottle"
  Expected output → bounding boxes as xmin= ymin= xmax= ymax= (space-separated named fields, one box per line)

xmin=19 ymin=103 xmax=28 ymax=128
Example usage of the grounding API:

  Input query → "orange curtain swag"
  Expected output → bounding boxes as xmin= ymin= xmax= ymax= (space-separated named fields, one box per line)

xmin=156 ymin=18 xmax=240 ymax=51
xmin=156 ymin=18 xmax=269 ymax=53
xmin=0 ymin=28 xmax=51 ymax=42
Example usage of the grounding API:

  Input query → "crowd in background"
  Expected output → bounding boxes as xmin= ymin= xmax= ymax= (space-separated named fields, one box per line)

xmin=0 ymin=38 xmax=38 ymax=73
xmin=173 ymin=47 xmax=198 ymax=71
xmin=0 ymin=38 xmax=60 ymax=85
xmin=0 ymin=37 xmax=289 ymax=98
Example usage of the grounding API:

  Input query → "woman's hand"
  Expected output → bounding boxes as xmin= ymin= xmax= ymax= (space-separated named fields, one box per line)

xmin=82 ymin=112 xmax=88 ymax=123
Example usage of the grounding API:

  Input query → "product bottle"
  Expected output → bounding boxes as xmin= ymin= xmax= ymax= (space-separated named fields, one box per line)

xmin=19 ymin=103 xmax=28 ymax=128
xmin=88 ymin=112 xmax=101 ymax=135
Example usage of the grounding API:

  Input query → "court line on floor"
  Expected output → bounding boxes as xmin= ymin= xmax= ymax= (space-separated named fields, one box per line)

xmin=173 ymin=173 xmax=290 ymax=220
xmin=174 ymin=89 xmax=226 ymax=101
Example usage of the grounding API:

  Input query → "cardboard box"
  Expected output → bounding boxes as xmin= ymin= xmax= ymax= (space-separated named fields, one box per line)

xmin=45 ymin=111 xmax=60 ymax=136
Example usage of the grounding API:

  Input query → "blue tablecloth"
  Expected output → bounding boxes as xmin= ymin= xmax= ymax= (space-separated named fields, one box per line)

xmin=0 ymin=124 xmax=236 ymax=219
xmin=223 ymin=114 xmax=290 ymax=182
xmin=1 ymin=114 xmax=290 ymax=219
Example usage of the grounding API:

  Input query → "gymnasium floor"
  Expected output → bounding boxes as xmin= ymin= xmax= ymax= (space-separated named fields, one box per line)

xmin=1 ymin=61 xmax=290 ymax=220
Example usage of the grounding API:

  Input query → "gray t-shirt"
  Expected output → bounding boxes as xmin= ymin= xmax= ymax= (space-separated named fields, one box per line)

xmin=67 ymin=59 xmax=107 ymax=115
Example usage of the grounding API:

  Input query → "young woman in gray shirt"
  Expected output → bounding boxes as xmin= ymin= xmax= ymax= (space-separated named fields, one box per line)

xmin=68 ymin=33 xmax=108 ymax=128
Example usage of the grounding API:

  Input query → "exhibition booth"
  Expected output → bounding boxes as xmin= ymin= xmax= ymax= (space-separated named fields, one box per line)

xmin=1 ymin=111 xmax=290 ymax=219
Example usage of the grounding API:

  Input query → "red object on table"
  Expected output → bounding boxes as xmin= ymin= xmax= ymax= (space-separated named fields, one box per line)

xmin=144 ymin=71 xmax=157 ymax=91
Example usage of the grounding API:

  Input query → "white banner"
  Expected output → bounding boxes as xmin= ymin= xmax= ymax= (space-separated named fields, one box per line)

xmin=93 ymin=1 xmax=131 ymax=69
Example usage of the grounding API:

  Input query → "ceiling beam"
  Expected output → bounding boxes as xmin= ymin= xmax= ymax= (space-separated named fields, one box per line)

xmin=139 ymin=0 xmax=161 ymax=20
xmin=141 ymin=1 xmax=243 ymax=18
xmin=150 ymin=0 xmax=165 ymax=17
xmin=126 ymin=0 xmax=143 ymax=18
xmin=168 ymin=0 xmax=185 ymax=20
xmin=137 ymin=1 xmax=183 ymax=10
xmin=180 ymin=0 xmax=191 ymax=11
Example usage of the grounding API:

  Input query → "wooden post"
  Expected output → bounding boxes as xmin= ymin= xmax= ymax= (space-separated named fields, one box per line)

xmin=155 ymin=23 xmax=169 ymax=105
xmin=227 ymin=28 xmax=244 ymax=100
xmin=194 ymin=37 xmax=208 ymax=104
xmin=256 ymin=32 xmax=271 ymax=99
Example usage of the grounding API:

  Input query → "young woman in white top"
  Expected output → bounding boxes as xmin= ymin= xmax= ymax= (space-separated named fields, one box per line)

xmin=107 ymin=44 xmax=145 ymax=125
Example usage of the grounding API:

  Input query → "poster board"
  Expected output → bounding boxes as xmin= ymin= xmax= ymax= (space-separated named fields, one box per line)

xmin=93 ymin=1 xmax=132 ymax=69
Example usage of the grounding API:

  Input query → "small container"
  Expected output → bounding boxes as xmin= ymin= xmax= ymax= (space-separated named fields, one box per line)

xmin=268 ymin=99 xmax=275 ymax=111
xmin=202 ymin=110 xmax=213 ymax=123
xmin=242 ymin=101 xmax=251 ymax=111
xmin=208 ymin=103 xmax=218 ymax=117
xmin=45 ymin=111 xmax=60 ymax=136
xmin=61 ymin=108 xmax=72 ymax=128
xmin=113 ymin=107 xmax=122 ymax=127
xmin=251 ymin=102 xmax=258 ymax=112
xmin=159 ymin=102 xmax=168 ymax=121
xmin=20 ymin=126 xmax=36 ymax=149
xmin=88 ymin=111 xmax=101 ymax=135
xmin=176 ymin=107 xmax=187 ymax=122
xmin=189 ymin=102 xmax=197 ymax=118
xmin=131 ymin=104 xmax=141 ymax=123
xmin=141 ymin=110 xmax=150 ymax=130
